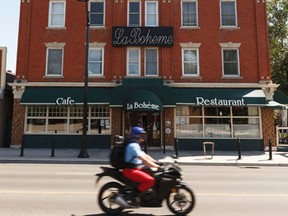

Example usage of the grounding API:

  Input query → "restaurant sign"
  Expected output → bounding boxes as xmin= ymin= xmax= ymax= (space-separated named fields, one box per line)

xmin=56 ymin=97 xmax=75 ymax=105
xmin=112 ymin=27 xmax=173 ymax=47
xmin=196 ymin=97 xmax=245 ymax=106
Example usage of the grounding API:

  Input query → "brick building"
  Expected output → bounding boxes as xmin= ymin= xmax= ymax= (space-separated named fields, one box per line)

xmin=10 ymin=0 xmax=283 ymax=150
xmin=0 ymin=47 xmax=14 ymax=147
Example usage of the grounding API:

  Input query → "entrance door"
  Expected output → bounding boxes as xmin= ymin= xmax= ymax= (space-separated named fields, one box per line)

xmin=125 ymin=112 xmax=161 ymax=147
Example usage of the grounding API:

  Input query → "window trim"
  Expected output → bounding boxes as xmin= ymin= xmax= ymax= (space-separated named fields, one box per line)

xmin=144 ymin=48 xmax=158 ymax=77
xmin=25 ymin=105 xmax=111 ymax=135
xmin=175 ymin=106 xmax=262 ymax=139
xmin=45 ymin=47 xmax=64 ymax=77
xmin=48 ymin=1 xmax=66 ymax=28
xmin=127 ymin=48 xmax=141 ymax=76
xmin=221 ymin=48 xmax=240 ymax=77
xmin=220 ymin=0 xmax=238 ymax=28
xmin=128 ymin=0 xmax=141 ymax=27
xmin=90 ymin=0 xmax=105 ymax=27
xmin=145 ymin=1 xmax=158 ymax=27
xmin=182 ymin=48 xmax=200 ymax=77
xmin=181 ymin=0 xmax=198 ymax=28
xmin=88 ymin=47 xmax=104 ymax=77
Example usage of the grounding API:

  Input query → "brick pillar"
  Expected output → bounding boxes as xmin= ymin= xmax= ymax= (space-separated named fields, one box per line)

xmin=111 ymin=108 xmax=123 ymax=146
xmin=261 ymin=108 xmax=276 ymax=149
xmin=11 ymin=99 xmax=25 ymax=146
xmin=163 ymin=107 xmax=175 ymax=146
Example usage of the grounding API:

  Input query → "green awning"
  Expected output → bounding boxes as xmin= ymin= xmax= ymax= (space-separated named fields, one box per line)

xmin=21 ymin=87 xmax=112 ymax=105
xmin=124 ymin=90 xmax=163 ymax=111
xmin=110 ymin=78 xmax=176 ymax=107
xmin=273 ymin=90 xmax=288 ymax=104
xmin=175 ymin=88 xmax=267 ymax=106
xmin=267 ymin=100 xmax=288 ymax=109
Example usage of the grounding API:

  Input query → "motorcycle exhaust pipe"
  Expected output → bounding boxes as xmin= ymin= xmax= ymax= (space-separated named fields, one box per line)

xmin=114 ymin=195 xmax=133 ymax=208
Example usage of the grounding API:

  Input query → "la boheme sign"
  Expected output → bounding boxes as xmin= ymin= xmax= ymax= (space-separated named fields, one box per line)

xmin=126 ymin=101 xmax=160 ymax=111
xmin=196 ymin=97 xmax=245 ymax=106
xmin=112 ymin=27 xmax=173 ymax=47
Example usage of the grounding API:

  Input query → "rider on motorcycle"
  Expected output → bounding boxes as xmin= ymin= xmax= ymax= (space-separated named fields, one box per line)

xmin=122 ymin=126 xmax=160 ymax=201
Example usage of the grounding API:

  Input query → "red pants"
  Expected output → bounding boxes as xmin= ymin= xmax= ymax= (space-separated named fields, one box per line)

xmin=122 ymin=168 xmax=155 ymax=192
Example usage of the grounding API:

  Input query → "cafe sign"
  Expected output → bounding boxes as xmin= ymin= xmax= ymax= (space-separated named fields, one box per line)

xmin=196 ymin=97 xmax=245 ymax=106
xmin=112 ymin=27 xmax=173 ymax=47
xmin=56 ymin=97 xmax=75 ymax=105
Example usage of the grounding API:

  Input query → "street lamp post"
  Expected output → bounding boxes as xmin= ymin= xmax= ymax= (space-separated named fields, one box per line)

xmin=78 ymin=0 xmax=90 ymax=158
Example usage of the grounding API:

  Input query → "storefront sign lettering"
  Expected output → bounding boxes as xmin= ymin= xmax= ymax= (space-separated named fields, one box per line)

xmin=196 ymin=97 xmax=245 ymax=106
xmin=126 ymin=102 xmax=160 ymax=111
xmin=112 ymin=27 xmax=173 ymax=47
xmin=56 ymin=97 xmax=75 ymax=105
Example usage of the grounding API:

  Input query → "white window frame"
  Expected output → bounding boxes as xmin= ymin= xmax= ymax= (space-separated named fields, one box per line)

xmin=45 ymin=44 xmax=64 ymax=77
xmin=127 ymin=48 xmax=141 ymax=76
xmin=182 ymin=48 xmax=200 ymax=77
xmin=90 ymin=0 xmax=105 ymax=27
xmin=221 ymin=48 xmax=240 ymax=77
xmin=88 ymin=47 xmax=104 ymax=77
xmin=145 ymin=1 xmax=158 ymax=27
xmin=128 ymin=0 xmax=141 ymax=26
xmin=145 ymin=48 xmax=158 ymax=76
xmin=25 ymin=105 xmax=111 ymax=135
xmin=181 ymin=0 xmax=198 ymax=27
xmin=220 ymin=0 xmax=238 ymax=28
xmin=48 ymin=1 xmax=66 ymax=28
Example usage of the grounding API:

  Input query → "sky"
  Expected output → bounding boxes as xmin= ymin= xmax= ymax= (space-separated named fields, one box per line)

xmin=0 ymin=0 xmax=20 ymax=73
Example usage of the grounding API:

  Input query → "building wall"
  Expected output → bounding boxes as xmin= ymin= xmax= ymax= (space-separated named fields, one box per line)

xmin=16 ymin=0 xmax=270 ymax=84
xmin=11 ymin=99 xmax=25 ymax=146
xmin=261 ymin=108 xmax=277 ymax=149
xmin=12 ymin=0 xmax=278 ymax=150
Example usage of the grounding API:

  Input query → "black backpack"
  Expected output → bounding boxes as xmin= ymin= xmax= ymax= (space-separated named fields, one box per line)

xmin=110 ymin=136 xmax=135 ymax=169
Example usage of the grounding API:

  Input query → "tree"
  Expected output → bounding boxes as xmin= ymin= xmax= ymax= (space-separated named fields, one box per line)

xmin=267 ymin=0 xmax=288 ymax=95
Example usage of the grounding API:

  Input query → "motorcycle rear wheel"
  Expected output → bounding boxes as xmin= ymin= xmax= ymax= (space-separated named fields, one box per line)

xmin=166 ymin=184 xmax=195 ymax=216
xmin=98 ymin=181 xmax=124 ymax=215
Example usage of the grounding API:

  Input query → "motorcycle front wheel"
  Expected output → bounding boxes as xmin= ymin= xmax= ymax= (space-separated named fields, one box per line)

xmin=98 ymin=181 xmax=124 ymax=215
xmin=166 ymin=184 xmax=195 ymax=216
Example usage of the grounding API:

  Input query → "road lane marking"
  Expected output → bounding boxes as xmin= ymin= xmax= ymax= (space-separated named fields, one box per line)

xmin=197 ymin=193 xmax=288 ymax=197
xmin=0 ymin=191 xmax=97 ymax=195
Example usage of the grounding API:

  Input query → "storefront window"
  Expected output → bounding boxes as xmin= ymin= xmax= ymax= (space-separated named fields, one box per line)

xmin=176 ymin=105 xmax=261 ymax=139
xmin=25 ymin=105 xmax=111 ymax=135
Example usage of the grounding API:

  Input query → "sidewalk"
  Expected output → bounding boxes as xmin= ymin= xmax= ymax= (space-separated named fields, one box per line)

xmin=1 ymin=147 xmax=288 ymax=166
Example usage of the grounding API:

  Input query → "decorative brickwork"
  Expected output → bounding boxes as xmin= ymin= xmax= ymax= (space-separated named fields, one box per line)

xmin=111 ymin=108 xmax=123 ymax=146
xmin=261 ymin=108 xmax=276 ymax=148
xmin=11 ymin=99 xmax=25 ymax=146
xmin=163 ymin=107 xmax=175 ymax=146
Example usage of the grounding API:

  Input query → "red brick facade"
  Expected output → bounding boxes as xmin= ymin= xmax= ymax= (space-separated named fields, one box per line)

xmin=11 ymin=0 xmax=278 ymax=150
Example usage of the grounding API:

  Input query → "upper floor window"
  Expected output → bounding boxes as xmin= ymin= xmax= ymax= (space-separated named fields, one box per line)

xmin=145 ymin=1 xmax=158 ymax=26
xmin=49 ymin=1 xmax=65 ymax=27
xmin=46 ymin=48 xmax=64 ymax=76
xmin=145 ymin=48 xmax=158 ymax=76
xmin=128 ymin=1 xmax=141 ymax=26
xmin=222 ymin=48 xmax=240 ymax=76
xmin=182 ymin=0 xmax=198 ymax=27
xmin=127 ymin=48 xmax=140 ymax=76
xmin=220 ymin=0 xmax=237 ymax=27
xmin=182 ymin=48 xmax=199 ymax=76
xmin=89 ymin=48 xmax=104 ymax=76
xmin=90 ymin=0 xmax=105 ymax=27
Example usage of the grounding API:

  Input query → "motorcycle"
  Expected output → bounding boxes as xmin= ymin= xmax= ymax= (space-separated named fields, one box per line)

xmin=96 ymin=161 xmax=195 ymax=215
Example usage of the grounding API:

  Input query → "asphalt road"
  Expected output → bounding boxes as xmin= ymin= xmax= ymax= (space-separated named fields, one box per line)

xmin=0 ymin=164 xmax=287 ymax=216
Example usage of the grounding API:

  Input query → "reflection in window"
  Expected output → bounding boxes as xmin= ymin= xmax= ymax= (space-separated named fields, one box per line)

xmin=25 ymin=105 xmax=111 ymax=135
xmin=176 ymin=106 xmax=261 ymax=139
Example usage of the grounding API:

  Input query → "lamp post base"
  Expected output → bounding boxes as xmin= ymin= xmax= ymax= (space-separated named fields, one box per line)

xmin=78 ymin=149 xmax=89 ymax=158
